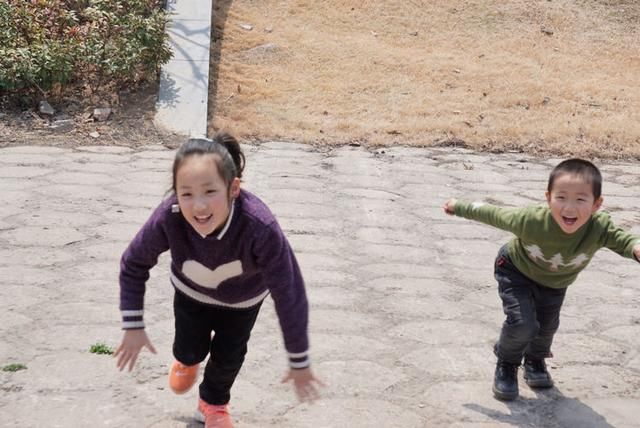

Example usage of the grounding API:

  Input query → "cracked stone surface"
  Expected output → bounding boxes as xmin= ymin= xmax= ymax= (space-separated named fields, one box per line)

xmin=1 ymin=143 xmax=639 ymax=427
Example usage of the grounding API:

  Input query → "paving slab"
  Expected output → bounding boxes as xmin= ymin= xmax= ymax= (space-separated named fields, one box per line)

xmin=0 ymin=144 xmax=639 ymax=427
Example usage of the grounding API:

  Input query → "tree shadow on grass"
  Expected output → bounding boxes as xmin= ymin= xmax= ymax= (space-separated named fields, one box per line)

xmin=463 ymin=386 xmax=614 ymax=428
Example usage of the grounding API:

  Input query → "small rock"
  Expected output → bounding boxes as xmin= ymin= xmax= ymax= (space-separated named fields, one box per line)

xmin=93 ymin=107 xmax=112 ymax=122
xmin=453 ymin=68 xmax=461 ymax=73
xmin=49 ymin=119 xmax=74 ymax=133
xmin=39 ymin=101 xmax=55 ymax=116
xmin=409 ymin=31 xmax=418 ymax=36
xmin=541 ymin=26 xmax=554 ymax=35
xmin=542 ymin=96 xmax=551 ymax=105
xmin=89 ymin=131 xmax=100 ymax=138
xmin=239 ymin=23 xmax=253 ymax=31
xmin=264 ymin=26 xmax=273 ymax=33
xmin=241 ymin=43 xmax=280 ymax=63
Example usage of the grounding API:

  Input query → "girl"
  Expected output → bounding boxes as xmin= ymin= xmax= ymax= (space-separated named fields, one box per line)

xmin=114 ymin=133 xmax=322 ymax=427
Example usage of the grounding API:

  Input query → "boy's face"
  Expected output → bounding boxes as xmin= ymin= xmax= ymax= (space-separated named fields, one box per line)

xmin=545 ymin=173 xmax=603 ymax=234
xmin=176 ymin=154 xmax=240 ymax=237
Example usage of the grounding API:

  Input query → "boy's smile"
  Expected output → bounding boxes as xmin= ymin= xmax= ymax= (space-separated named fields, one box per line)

xmin=545 ymin=173 xmax=603 ymax=234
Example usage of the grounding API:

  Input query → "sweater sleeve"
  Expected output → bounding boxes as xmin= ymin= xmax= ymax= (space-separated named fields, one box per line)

xmin=453 ymin=200 xmax=526 ymax=236
xmin=253 ymin=221 xmax=310 ymax=369
xmin=119 ymin=203 xmax=170 ymax=329
xmin=599 ymin=214 xmax=640 ymax=262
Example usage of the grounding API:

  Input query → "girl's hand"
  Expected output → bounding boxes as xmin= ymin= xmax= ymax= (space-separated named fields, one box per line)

xmin=281 ymin=367 xmax=325 ymax=402
xmin=114 ymin=329 xmax=157 ymax=372
xmin=443 ymin=198 xmax=457 ymax=215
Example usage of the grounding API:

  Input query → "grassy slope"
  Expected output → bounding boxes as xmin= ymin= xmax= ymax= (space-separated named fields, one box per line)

xmin=208 ymin=0 xmax=640 ymax=158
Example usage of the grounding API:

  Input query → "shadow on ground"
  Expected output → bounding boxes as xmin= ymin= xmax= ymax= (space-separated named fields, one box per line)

xmin=465 ymin=386 xmax=613 ymax=428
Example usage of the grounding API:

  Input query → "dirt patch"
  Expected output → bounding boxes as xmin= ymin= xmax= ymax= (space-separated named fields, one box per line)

xmin=207 ymin=0 xmax=640 ymax=158
xmin=0 ymin=83 xmax=183 ymax=149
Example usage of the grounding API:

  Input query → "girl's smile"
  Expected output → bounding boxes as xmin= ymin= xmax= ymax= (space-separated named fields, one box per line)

xmin=176 ymin=154 xmax=239 ymax=237
xmin=194 ymin=214 xmax=213 ymax=224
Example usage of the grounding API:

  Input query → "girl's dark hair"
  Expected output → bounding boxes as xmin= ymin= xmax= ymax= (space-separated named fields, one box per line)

xmin=547 ymin=158 xmax=602 ymax=199
xmin=171 ymin=132 xmax=245 ymax=192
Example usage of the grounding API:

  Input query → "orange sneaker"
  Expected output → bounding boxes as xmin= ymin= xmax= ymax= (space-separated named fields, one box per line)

xmin=168 ymin=361 xmax=199 ymax=394
xmin=196 ymin=399 xmax=233 ymax=428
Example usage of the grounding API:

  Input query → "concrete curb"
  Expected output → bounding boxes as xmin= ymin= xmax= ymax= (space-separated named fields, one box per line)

xmin=154 ymin=0 xmax=212 ymax=137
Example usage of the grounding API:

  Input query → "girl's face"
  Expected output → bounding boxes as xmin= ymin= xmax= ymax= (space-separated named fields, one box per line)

xmin=176 ymin=154 xmax=240 ymax=237
xmin=545 ymin=173 xmax=602 ymax=234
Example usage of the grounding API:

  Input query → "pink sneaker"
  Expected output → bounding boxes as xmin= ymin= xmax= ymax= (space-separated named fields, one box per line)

xmin=168 ymin=361 xmax=199 ymax=394
xmin=196 ymin=399 xmax=233 ymax=428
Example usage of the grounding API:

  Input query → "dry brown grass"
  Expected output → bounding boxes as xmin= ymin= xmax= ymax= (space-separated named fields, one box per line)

xmin=208 ymin=0 xmax=640 ymax=158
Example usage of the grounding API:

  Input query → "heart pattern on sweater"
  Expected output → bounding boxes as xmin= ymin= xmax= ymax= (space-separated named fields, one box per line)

xmin=181 ymin=259 xmax=243 ymax=289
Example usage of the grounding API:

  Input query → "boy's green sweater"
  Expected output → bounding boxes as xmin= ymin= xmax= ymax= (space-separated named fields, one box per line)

xmin=453 ymin=201 xmax=640 ymax=288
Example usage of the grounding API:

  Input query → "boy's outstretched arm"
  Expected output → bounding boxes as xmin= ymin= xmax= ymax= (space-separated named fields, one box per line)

xmin=443 ymin=198 xmax=457 ymax=215
xmin=282 ymin=367 xmax=325 ymax=402
xmin=634 ymin=243 xmax=640 ymax=261
xmin=114 ymin=329 xmax=157 ymax=372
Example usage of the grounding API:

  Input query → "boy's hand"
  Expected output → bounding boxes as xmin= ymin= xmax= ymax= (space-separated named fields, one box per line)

xmin=633 ymin=243 xmax=640 ymax=262
xmin=114 ymin=329 xmax=157 ymax=372
xmin=281 ymin=367 xmax=325 ymax=402
xmin=443 ymin=198 xmax=457 ymax=215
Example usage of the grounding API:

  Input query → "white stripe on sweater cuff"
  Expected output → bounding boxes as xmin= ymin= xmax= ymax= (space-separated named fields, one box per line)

xmin=121 ymin=309 xmax=144 ymax=316
xmin=289 ymin=359 xmax=310 ymax=369
xmin=288 ymin=350 xmax=310 ymax=369
xmin=122 ymin=320 xmax=145 ymax=329
xmin=122 ymin=309 xmax=144 ymax=329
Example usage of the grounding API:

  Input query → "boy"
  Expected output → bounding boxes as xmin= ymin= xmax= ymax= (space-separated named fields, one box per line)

xmin=443 ymin=158 xmax=640 ymax=400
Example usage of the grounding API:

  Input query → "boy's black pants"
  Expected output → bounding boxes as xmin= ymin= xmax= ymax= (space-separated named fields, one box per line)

xmin=494 ymin=245 xmax=567 ymax=364
xmin=173 ymin=290 xmax=262 ymax=405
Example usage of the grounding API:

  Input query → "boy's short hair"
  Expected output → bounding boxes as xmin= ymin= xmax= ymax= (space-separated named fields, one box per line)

xmin=547 ymin=158 xmax=602 ymax=199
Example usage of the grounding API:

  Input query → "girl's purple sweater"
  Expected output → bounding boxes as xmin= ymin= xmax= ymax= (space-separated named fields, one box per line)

xmin=119 ymin=190 xmax=310 ymax=368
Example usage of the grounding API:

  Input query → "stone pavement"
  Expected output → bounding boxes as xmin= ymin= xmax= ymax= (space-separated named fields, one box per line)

xmin=1 ymin=143 xmax=639 ymax=428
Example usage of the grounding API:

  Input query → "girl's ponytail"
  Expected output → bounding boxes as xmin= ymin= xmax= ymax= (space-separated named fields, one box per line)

xmin=213 ymin=132 xmax=245 ymax=179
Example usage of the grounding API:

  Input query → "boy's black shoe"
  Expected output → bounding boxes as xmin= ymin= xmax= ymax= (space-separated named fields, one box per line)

xmin=493 ymin=359 xmax=519 ymax=401
xmin=523 ymin=357 xmax=553 ymax=388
